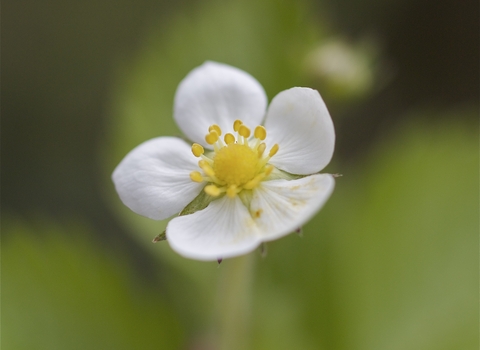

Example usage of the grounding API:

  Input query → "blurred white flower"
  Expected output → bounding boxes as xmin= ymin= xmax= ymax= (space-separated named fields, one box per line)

xmin=305 ymin=39 xmax=377 ymax=100
xmin=112 ymin=62 xmax=335 ymax=260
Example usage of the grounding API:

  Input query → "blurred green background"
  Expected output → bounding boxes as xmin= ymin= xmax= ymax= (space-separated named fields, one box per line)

xmin=2 ymin=0 xmax=478 ymax=349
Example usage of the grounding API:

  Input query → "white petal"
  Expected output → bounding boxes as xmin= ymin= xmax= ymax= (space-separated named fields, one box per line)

xmin=167 ymin=195 xmax=261 ymax=260
xmin=264 ymin=87 xmax=335 ymax=174
xmin=174 ymin=61 xmax=267 ymax=147
xmin=112 ymin=137 xmax=203 ymax=220
xmin=250 ymin=174 xmax=335 ymax=241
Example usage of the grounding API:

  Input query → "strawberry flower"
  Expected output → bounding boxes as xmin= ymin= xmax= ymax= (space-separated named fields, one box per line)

xmin=112 ymin=62 xmax=335 ymax=260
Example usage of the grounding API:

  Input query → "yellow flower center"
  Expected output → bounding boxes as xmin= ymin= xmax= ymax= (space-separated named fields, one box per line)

xmin=189 ymin=120 xmax=279 ymax=198
xmin=213 ymin=144 xmax=259 ymax=186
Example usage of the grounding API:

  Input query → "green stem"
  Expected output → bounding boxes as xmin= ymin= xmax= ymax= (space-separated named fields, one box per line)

xmin=215 ymin=253 xmax=255 ymax=350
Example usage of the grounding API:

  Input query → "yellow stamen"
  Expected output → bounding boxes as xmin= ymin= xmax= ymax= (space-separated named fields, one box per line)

xmin=189 ymin=171 xmax=203 ymax=182
xmin=204 ymin=184 xmax=222 ymax=197
xmin=191 ymin=143 xmax=204 ymax=157
xmin=209 ymin=124 xmax=222 ymax=136
xmin=205 ymin=130 xmax=219 ymax=145
xmin=198 ymin=160 xmax=215 ymax=178
xmin=233 ymin=119 xmax=243 ymax=132
xmin=200 ymin=154 xmax=213 ymax=163
xmin=257 ymin=143 xmax=266 ymax=157
xmin=226 ymin=185 xmax=238 ymax=198
xmin=224 ymin=133 xmax=235 ymax=145
xmin=243 ymin=173 xmax=265 ymax=190
xmin=269 ymin=144 xmax=279 ymax=157
xmin=238 ymin=125 xmax=251 ymax=138
xmin=254 ymin=126 xmax=266 ymax=140
xmin=265 ymin=165 xmax=274 ymax=176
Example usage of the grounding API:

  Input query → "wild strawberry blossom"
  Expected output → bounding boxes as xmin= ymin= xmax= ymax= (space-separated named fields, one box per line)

xmin=112 ymin=62 xmax=335 ymax=261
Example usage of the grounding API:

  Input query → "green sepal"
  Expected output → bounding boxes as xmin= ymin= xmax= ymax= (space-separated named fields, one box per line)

xmin=259 ymin=242 xmax=268 ymax=258
xmin=179 ymin=188 xmax=217 ymax=216
xmin=152 ymin=231 xmax=166 ymax=243
xmin=152 ymin=188 xmax=217 ymax=243
xmin=267 ymin=168 xmax=306 ymax=181
xmin=268 ymin=168 xmax=342 ymax=181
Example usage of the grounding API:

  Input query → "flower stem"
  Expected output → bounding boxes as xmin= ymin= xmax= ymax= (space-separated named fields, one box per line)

xmin=215 ymin=253 xmax=255 ymax=350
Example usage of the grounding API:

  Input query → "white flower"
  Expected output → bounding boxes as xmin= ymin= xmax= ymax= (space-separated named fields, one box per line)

xmin=112 ymin=62 xmax=335 ymax=261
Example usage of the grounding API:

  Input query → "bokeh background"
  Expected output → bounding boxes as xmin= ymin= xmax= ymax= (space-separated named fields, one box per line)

xmin=2 ymin=0 xmax=479 ymax=349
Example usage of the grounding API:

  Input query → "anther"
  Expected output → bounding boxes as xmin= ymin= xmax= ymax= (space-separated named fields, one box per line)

xmin=254 ymin=126 xmax=267 ymax=140
xmin=233 ymin=119 xmax=243 ymax=132
xmin=204 ymin=184 xmax=222 ymax=197
xmin=191 ymin=143 xmax=204 ymax=157
xmin=205 ymin=130 xmax=219 ymax=145
xmin=209 ymin=124 xmax=222 ymax=136
xmin=189 ymin=171 xmax=204 ymax=182
xmin=269 ymin=144 xmax=279 ymax=157
xmin=257 ymin=143 xmax=266 ymax=157
xmin=238 ymin=125 xmax=251 ymax=138
xmin=224 ymin=133 xmax=235 ymax=145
